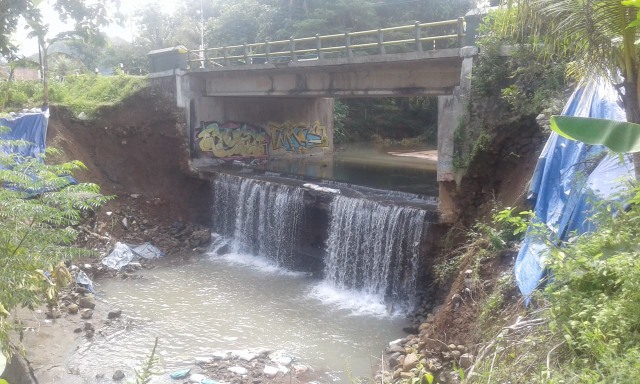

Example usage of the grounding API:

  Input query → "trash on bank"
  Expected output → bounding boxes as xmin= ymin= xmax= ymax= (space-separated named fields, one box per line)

xmin=102 ymin=242 xmax=165 ymax=270
xmin=75 ymin=270 xmax=95 ymax=293
xmin=169 ymin=368 xmax=191 ymax=379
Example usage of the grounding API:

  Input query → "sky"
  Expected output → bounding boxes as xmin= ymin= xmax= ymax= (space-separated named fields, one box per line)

xmin=12 ymin=0 xmax=183 ymax=56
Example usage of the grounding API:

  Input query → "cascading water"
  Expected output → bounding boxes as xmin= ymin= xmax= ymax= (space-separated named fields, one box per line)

xmin=212 ymin=173 xmax=304 ymax=267
xmin=323 ymin=195 xmax=427 ymax=312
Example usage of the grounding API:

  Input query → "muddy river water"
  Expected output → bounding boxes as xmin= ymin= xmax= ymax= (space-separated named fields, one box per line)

xmin=74 ymin=252 xmax=408 ymax=383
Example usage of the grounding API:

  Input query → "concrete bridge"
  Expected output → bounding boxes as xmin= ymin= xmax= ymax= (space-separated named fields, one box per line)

xmin=150 ymin=18 xmax=479 ymax=222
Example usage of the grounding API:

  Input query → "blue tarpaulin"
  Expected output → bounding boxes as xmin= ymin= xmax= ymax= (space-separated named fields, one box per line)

xmin=0 ymin=109 xmax=49 ymax=159
xmin=515 ymin=78 xmax=635 ymax=299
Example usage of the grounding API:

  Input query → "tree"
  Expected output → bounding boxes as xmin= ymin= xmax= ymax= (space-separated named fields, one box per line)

xmin=0 ymin=138 xmax=112 ymax=355
xmin=1 ymin=0 xmax=115 ymax=105
xmin=496 ymin=1 xmax=640 ymax=176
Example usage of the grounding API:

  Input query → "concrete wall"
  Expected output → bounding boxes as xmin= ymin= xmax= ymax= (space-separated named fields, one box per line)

xmin=189 ymin=95 xmax=334 ymax=163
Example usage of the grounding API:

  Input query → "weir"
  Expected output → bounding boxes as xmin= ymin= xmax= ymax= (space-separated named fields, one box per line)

xmin=212 ymin=173 xmax=304 ymax=268
xmin=325 ymin=196 xmax=427 ymax=312
xmin=209 ymin=172 xmax=434 ymax=312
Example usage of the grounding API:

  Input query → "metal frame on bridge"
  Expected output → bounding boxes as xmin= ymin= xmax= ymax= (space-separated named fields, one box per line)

xmin=187 ymin=18 xmax=465 ymax=69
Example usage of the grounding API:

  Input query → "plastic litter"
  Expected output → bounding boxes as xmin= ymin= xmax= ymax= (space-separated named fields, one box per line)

xmin=515 ymin=77 xmax=635 ymax=300
xmin=131 ymin=242 xmax=165 ymax=259
xmin=75 ymin=270 xmax=95 ymax=293
xmin=169 ymin=368 xmax=191 ymax=379
xmin=303 ymin=183 xmax=340 ymax=194
xmin=102 ymin=242 xmax=136 ymax=270
xmin=102 ymin=242 xmax=165 ymax=270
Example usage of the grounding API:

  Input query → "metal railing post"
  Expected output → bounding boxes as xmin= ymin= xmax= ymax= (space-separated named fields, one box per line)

xmin=415 ymin=21 xmax=423 ymax=52
xmin=377 ymin=29 xmax=385 ymax=55
xmin=223 ymin=47 xmax=229 ymax=66
xmin=345 ymin=32 xmax=353 ymax=58
xmin=457 ymin=17 xmax=465 ymax=47
xmin=290 ymin=37 xmax=297 ymax=61
xmin=266 ymin=40 xmax=271 ymax=63
xmin=243 ymin=42 xmax=249 ymax=64
xmin=316 ymin=34 xmax=324 ymax=59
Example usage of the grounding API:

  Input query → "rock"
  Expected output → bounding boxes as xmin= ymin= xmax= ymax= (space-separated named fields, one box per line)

xmin=107 ymin=309 xmax=122 ymax=319
xmin=228 ymin=366 xmax=248 ymax=375
xmin=85 ymin=329 xmax=95 ymax=338
xmin=73 ymin=327 xmax=83 ymax=333
xmin=292 ymin=364 xmax=310 ymax=375
xmin=426 ymin=358 xmax=442 ymax=372
xmin=400 ymin=371 xmax=415 ymax=379
xmin=212 ymin=351 xmax=228 ymax=360
xmin=112 ymin=370 xmax=125 ymax=381
xmin=67 ymin=304 xmax=79 ymax=314
xmin=76 ymin=287 xmax=91 ymax=295
xmin=402 ymin=352 xmax=419 ymax=371
xmin=190 ymin=229 xmax=212 ymax=247
xmin=190 ymin=373 xmax=207 ymax=382
xmin=387 ymin=345 xmax=404 ymax=354
xmin=84 ymin=322 xmax=95 ymax=331
xmin=388 ymin=352 xmax=402 ymax=368
xmin=170 ymin=368 xmax=191 ymax=379
xmin=269 ymin=351 xmax=294 ymax=366
xmin=78 ymin=296 xmax=96 ymax=309
xmin=195 ymin=356 xmax=213 ymax=364
xmin=451 ymin=350 xmax=461 ymax=360
xmin=459 ymin=353 xmax=474 ymax=369
xmin=81 ymin=309 xmax=93 ymax=319
xmin=263 ymin=366 xmax=279 ymax=377
xmin=45 ymin=308 xmax=61 ymax=319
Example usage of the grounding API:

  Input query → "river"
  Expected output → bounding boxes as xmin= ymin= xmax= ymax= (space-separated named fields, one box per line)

xmin=71 ymin=252 xmax=408 ymax=383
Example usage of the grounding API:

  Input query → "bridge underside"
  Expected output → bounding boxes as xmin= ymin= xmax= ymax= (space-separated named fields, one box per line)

xmin=189 ymin=49 xmax=464 ymax=98
xmin=169 ymin=47 xmax=476 ymax=223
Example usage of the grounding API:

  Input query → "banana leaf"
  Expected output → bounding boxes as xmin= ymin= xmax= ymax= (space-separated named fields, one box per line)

xmin=550 ymin=115 xmax=640 ymax=153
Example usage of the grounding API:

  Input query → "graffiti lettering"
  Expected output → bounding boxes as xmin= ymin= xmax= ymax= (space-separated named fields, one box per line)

xmin=268 ymin=121 xmax=328 ymax=152
xmin=196 ymin=121 xmax=268 ymax=159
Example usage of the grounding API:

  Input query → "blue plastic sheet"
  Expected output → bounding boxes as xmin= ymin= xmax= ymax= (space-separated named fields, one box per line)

xmin=515 ymin=78 xmax=635 ymax=299
xmin=0 ymin=110 xmax=49 ymax=160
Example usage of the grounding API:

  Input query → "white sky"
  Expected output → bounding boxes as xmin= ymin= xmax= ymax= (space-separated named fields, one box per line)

xmin=12 ymin=0 xmax=183 ymax=56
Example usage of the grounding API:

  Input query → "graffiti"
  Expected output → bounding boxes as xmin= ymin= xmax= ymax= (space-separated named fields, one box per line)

xmin=268 ymin=121 xmax=328 ymax=152
xmin=196 ymin=121 xmax=269 ymax=159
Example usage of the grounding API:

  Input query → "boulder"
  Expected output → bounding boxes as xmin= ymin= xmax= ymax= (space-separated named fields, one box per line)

xmin=81 ymin=309 xmax=93 ymax=319
xmin=67 ymin=304 xmax=79 ymax=314
xmin=112 ymin=370 xmax=125 ymax=381
xmin=263 ymin=366 xmax=279 ymax=377
xmin=228 ymin=366 xmax=248 ymax=375
xmin=459 ymin=353 xmax=474 ymax=369
xmin=107 ymin=309 xmax=122 ymax=319
xmin=402 ymin=352 xmax=419 ymax=371
xmin=78 ymin=295 xmax=96 ymax=309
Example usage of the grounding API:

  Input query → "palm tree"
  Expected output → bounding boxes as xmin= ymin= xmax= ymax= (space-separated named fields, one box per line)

xmin=501 ymin=0 xmax=640 ymax=174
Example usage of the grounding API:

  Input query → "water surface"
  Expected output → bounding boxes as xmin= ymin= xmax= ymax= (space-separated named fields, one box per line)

xmin=70 ymin=253 xmax=408 ymax=383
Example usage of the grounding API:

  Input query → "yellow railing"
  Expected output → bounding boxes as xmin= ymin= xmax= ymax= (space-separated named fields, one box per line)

xmin=187 ymin=18 xmax=465 ymax=68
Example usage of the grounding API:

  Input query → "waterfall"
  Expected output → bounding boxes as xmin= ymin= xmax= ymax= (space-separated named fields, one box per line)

xmin=324 ymin=195 xmax=427 ymax=311
xmin=212 ymin=173 xmax=304 ymax=267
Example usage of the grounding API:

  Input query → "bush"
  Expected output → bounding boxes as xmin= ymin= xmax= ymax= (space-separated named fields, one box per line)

xmin=545 ymin=187 xmax=640 ymax=381
xmin=0 ymin=136 xmax=112 ymax=356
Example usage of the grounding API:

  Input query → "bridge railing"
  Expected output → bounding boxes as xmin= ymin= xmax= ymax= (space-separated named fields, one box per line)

xmin=187 ymin=18 xmax=464 ymax=69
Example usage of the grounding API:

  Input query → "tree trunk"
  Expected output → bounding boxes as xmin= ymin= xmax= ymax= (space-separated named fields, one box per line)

xmin=623 ymin=81 xmax=640 ymax=179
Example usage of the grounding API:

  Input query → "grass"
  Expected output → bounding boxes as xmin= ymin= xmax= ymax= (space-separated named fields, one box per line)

xmin=1 ymin=74 xmax=147 ymax=118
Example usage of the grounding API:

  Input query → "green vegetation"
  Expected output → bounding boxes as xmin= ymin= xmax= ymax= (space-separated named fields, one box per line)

xmin=461 ymin=187 xmax=640 ymax=382
xmin=0 ymin=135 xmax=112 ymax=356
xmin=337 ymin=97 xmax=438 ymax=145
xmin=0 ymin=74 xmax=146 ymax=117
